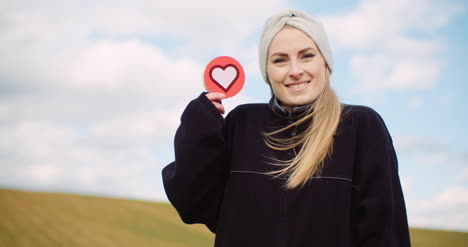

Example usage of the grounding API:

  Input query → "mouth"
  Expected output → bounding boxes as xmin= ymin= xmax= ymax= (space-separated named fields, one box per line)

xmin=286 ymin=81 xmax=309 ymax=90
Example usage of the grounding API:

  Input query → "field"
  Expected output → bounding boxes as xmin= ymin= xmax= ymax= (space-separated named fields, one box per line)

xmin=1 ymin=188 xmax=467 ymax=247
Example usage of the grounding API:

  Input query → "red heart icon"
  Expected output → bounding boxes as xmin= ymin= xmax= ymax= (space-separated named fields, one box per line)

xmin=209 ymin=64 xmax=239 ymax=93
xmin=204 ymin=56 xmax=245 ymax=98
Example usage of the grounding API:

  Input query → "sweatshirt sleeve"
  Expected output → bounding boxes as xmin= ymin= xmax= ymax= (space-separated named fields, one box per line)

xmin=161 ymin=92 xmax=230 ymax=233
xmin=354 ymin=107 xmax=411 ymax=247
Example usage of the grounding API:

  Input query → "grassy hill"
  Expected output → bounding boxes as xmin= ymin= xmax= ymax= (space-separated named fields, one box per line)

xmin=1 ymin=188 xmax=467 ymax=247
xmin=0 ymin=188 xmax=214 ymax=247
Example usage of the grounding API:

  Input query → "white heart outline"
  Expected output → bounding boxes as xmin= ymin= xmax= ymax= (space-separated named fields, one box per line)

xmin=209 ymin=64 xmax=239 ymax=92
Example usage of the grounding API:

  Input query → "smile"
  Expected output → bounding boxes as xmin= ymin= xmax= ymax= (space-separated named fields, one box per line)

xmin=287 ymin=81 xmax=309 ymax=89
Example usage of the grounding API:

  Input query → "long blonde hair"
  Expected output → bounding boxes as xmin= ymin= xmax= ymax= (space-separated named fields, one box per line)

xmin=264 ymin=68 xmax=342 ymax=189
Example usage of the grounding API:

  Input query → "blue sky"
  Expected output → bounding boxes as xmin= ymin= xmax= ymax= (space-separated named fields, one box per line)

xmin=0 ymin=0 xmax=467 ymax=231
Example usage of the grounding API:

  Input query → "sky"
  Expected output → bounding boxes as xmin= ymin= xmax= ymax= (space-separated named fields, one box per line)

xmin=1 ymin=0 xmax=467 ymax=232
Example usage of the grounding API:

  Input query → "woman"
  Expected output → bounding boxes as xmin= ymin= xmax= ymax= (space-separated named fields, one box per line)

xmin=162 ymin=9 xmax=411 ymax=247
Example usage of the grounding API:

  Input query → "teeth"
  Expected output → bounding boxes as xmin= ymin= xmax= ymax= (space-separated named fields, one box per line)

xmin=288 ymin=82 xmax=307 ymax=89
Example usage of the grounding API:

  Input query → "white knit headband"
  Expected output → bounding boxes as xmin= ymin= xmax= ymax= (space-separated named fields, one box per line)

xmin=258 ymin=9 xmax=334 ymax=84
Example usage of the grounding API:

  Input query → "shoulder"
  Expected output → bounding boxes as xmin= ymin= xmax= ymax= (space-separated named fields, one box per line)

xmin=341 ymin=103 xmax=391 ymax=140
xmin=226 ymin=103 xmax=269 ymax=120
xmin=342 ymin=104 xmax=380 ymax=119
xmin=342 ymin=104 xmax=385 ymax=124
xmin=223 ymin=103 xmax=269 ymax=137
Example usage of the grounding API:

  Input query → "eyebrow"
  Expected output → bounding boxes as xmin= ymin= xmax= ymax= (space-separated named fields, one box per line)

xmin=270 ymin=47 xmax=317 ymax=57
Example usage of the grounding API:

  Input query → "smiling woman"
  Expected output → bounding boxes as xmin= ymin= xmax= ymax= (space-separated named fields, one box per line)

xmin=263 ymin=24 xmax=341 ymax=189
xmin=267 ymin=26 xmax=328 ymax=109
xmin=162 ymin=9 xmax=411 ymax=247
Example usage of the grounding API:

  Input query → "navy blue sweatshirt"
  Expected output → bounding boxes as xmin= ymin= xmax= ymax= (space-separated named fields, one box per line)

xmin=162 ymin=93 xmax=411 ymax=247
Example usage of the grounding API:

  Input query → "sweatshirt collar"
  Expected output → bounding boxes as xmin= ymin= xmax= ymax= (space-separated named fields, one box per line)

xmin=269 ymin=96 xmax=314 ymax=118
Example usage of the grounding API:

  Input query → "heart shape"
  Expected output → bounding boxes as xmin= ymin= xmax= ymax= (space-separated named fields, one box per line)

xmin=209 ymin=64 xmax=239 ymax=92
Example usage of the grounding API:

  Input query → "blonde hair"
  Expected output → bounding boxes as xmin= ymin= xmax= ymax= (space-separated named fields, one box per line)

xmin=264 ymin=67 xmax=342 ymax=189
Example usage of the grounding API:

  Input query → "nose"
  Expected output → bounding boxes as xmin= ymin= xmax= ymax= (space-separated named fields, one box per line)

xmin=288 ymin=60 xmax=304 ymax=79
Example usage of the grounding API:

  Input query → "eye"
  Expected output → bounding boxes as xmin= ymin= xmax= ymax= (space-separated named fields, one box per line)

xmin=303 ymin=53 xmax=315 ymax=59
xmin=272 ymin=57 xmax=286 ymax=64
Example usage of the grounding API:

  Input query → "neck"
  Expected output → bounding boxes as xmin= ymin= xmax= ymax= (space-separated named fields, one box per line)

xmin=273 ymin=97 xmax=314 ymax=114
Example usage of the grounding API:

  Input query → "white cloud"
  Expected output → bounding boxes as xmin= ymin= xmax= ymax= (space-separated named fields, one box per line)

xmin=394 ymin=135 xmax=468 ymax=168
xmin=393 ymin=135 xmax=444 ymax=153
xmin=68 ymin=39 xmax=205 ymax=103
xmin=321 ymin=0 xmax=463 ymax=92
xmin=0 ymin=0 xmax=287 ymax=59
xmin=0 ymin=119 xmax=170 ymax=201
xmin=408 ymin=186 xmax=468 ymax=231
xmin=414 ymin=150 xmax=468 ymax=167
xmin=323 ymin=0 xmax=462 ymax=50
xmin=25 ymin=163 xmax=63 ymax=184
xmin=350 ymin=54 xmax=441 ymax=91
xmin=415 ymin=151 xmax=451 ymax=166
xmin=0 ymin=0 xmax=287 ymax=201
xmin=457 ymin=167 xmax=468 ymax=182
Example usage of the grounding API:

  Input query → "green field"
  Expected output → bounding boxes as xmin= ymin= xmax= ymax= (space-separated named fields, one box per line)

xmin=1 ymin=188 xmax=467 ymax=247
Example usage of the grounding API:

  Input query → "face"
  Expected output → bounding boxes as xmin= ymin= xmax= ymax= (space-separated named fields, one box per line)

xmin=267 ymin=26 xmax=327 ymax=111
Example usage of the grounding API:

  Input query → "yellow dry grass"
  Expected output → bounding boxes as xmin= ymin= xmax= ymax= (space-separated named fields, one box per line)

xmin=1 ymin=188 xmax=467 ymax=247
xmin=0 ymin=188 xmax=214 ymax=247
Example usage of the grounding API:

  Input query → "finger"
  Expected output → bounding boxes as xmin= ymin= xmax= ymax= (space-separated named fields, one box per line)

xmin=206 ymin=92 xmax=226 ymax=102
xmin=212 ymin=102 xmax=225 ymax=114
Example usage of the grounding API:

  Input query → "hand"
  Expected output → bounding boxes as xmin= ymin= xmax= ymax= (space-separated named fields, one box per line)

xmin=205 ymin=92 xmax=226 ymax=114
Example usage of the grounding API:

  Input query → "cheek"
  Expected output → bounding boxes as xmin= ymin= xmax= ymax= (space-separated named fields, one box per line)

xmin=310 ymin=64 xmax=326 ymax=84
xmin=316 ymin=72 xmax=326 ymax=89
xmin=267 ymin=64 xmax=286 ymax=83
xmin=307 ymin=66 xmax=326 ymax=94
xmin=269 ymin=81 xmax=282 ymax=96
xmin=315 ymin=72 xmax=327 ymax=95
xmin=316 ymin=80 xmax=326 ymax=96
